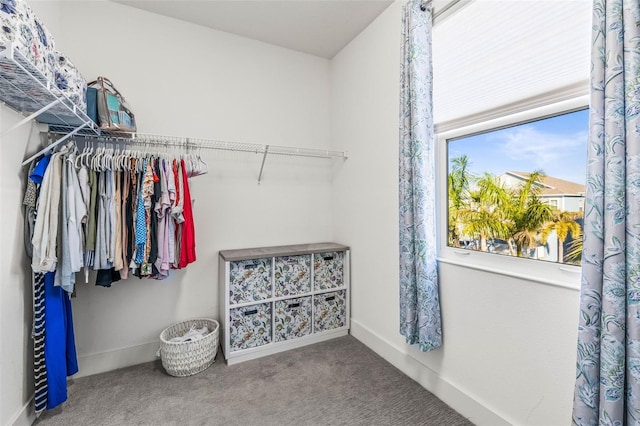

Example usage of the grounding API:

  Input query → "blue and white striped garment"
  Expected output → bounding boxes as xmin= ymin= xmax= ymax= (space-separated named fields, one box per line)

xmin=33 ymin=272 xmax=47 ymax=416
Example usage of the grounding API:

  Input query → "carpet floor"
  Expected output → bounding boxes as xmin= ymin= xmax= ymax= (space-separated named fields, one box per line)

xmin=36 ymin=335 xmax=473 ymax=426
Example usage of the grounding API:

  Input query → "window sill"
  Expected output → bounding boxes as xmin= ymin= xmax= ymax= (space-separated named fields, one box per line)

xmin=437 ymin=255 xmax=581 ymax=291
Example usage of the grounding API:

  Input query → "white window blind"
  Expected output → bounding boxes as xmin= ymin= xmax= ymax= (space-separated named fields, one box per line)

xmin=432 ymin=0 xmax=591 ymax=127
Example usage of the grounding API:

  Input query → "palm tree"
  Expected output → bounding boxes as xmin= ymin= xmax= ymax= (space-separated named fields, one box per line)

xmin=564 ymin=227 xmax=583 ymax=265
xmin=448 ymin=155 xmax=472 ymax=247
xmin=459 ymin=173 xmax=511 ymax=252
xmin=503 ymin=170 xmax=554 ymax=257
xmin=540 ymin=210 xmax=583 ymax=264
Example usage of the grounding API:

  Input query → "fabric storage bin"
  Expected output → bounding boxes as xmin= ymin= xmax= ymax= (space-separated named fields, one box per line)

xmin=274 ymin=255 xmax=311 ymax=297
xmin=52 ymin=51 xmax=87 ymax=112
xmin=0 ymin=0 xmax=56 ymax=83
xmin=158 ymin=318 xmax=219 ymax=377
xmin=274 ymin=296 xmax=312 ymax=342
xmin=313 ymin=290 xmax=347 ymax=333
xmin=313 ymin=251 xmax=344 ymax=290
xmin=229 ymin=258 xmax=272 ymax=304
xmin=229 ymin=302 xmax=272 ymax=351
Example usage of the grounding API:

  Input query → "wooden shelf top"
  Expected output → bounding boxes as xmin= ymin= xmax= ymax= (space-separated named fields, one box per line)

xmin=219 ymin=242 xmax=349 ymax=261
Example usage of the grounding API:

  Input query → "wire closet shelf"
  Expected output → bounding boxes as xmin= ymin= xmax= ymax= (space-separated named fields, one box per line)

xmin=0 ymin=42 xmax=347 ymax=180
xmin=0 ymin=42 xmax=98 ymax=136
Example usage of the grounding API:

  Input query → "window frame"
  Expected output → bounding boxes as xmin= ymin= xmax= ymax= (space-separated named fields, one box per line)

xmin=436 ymin=95 xmax=589 ymax=290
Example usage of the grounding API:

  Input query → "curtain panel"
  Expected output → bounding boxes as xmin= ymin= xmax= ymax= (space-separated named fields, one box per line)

xmin=398 ymin=0 xmax=442 ymax=352
xmin=572 ymin=0 xmax=640 ymax=424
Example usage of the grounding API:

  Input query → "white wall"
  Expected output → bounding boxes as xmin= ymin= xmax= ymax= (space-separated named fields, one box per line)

xmin=331 ymin=1 xmax=589 ymax=425
xmin=2 ymin=1 xmax=334 ymax=424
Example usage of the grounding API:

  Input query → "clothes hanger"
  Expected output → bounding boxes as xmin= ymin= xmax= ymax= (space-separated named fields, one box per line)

xmin=74 ymin=140 xmax=86 ymax=169
xmin=120 ymin=146 xmax=128 ymax=171
xmin=197 ymin=146 xmax=208 ymax=176
xmin=112 ymin=144 xmax=122 ymax=172
xmin=92 ymin=144 xmax=104 ymax=172
xmin=82 ymin=140 xmax=94 ymax=169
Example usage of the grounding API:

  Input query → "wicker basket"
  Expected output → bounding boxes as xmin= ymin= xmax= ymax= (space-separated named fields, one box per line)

xmin=159 ymin=318 xmax=219 ymax=377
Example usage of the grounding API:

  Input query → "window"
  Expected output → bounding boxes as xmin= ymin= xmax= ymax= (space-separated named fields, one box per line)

xmin=437 ymin=97 xmax=589 ymax=288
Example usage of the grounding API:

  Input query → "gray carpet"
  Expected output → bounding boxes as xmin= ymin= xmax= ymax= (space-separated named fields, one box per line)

xmin=36 ymin=336 xmax=473 ymax=426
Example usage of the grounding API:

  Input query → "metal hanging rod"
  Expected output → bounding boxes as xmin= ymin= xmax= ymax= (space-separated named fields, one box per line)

xmin=23 ymin=131 xmax=348 ymax=165
xmin=25 ymin=131 xmax=348 ymax=184
xmin=41 ymin=132 xmax=348 ymax=160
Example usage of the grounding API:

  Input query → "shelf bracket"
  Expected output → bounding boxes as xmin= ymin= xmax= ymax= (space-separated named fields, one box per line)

xmin=5 ymin=98 xmax=62 ymax=135
xmin=21 ymin=121 xmax=91 ymax=166
xmin=257 ymin=145 xmax=269 ymax=184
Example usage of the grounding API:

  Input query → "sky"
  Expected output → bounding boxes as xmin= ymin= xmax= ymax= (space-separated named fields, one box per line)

xmin=447 ymin=109 xmax=589 ymax=185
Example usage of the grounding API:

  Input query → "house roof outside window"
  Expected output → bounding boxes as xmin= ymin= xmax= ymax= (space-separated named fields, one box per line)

xmin=501 ymin=171 xmax=586 ymax=197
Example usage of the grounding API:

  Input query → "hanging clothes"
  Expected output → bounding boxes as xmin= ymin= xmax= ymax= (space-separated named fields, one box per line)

xmin=154 ymin=158 xmax=172 ymax=279
xmin=134 ymin=158 xmax=150 ymax=273
xmin=148 ymin=158 xmax=161 ymax=270
xmin=25 ymin=137 xmax=203 ymax=416
xmin=32 ymin=151 xmax=64 ymax=273
xmin=113 ymin=169 xmax=123 ymax=272
xmin=166 ymin=160 xmax=177 ymax=270
xmin=25 ymin=155 xmax=50 ymax=417
xmin=29 ymin=141 xmax=201 ymax=283
xmin=66 ymin=153 xmax=86 ymax=274
xmin=179 ymin=159 xmax=196 ymax=268
xmin=119 ymin=170 xmax=130 ymax=279
xmin=32 ymin=272 xmax=48 ymax=415
xmin=56 ymin=151 xmax=86 ymax=293
xmin=43 ymin=271 xmax=78 ymax=410
xmin=84 ymin=168 xmax=98 ymax=282
xmin=173 ymin=159 xmax=184 ymax=267
xmin=93 ymin=169 xmax=109 ymax=270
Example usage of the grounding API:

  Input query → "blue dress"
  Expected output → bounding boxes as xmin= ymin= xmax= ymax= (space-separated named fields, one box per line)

xmin=44 ymin=271 xmax=78 ymax=409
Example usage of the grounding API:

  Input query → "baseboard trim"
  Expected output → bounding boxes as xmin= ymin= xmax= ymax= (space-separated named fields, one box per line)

xmin=349 ymin=319 xmax=513 ymax=426
xmin=9 ymin=397 xmax=35 ymax=426
xmin=73 ymin=340 xmax=161 ymax=379
xmin=224 ymin=329 xmax=348 ymax=365
xmin=8 ymin=342 xmax=159 ymax=426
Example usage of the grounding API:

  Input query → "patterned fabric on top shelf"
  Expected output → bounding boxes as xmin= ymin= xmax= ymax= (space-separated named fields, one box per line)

xmin=313 ymin=251 xmax=344 ymax=290
xmin=313 ymin=290 xmax=346 ymax=333
xmin=274 ymin=255 xmax=311 ymax=297
xmin=1 ymin=0 xmax=56 ymax=84
xmin=53 ymin=51 xmax=87 ymax=113
xmin=229 ymin=303 xmax=272 ymax=351
xmin=1 ymin=0 xmax=88 ymax=114
xmin=274 ymin=296 xmax=312 ymax=342
xmin=229 ymin=258 xmax=272 ymax=304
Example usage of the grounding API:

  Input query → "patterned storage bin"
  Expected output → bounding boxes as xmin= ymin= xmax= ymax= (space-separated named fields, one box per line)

xmin=229 ymin=258 xmax=272 ymax=304
xmin=274 ymin=296 xmax=312 ymax=342
xmin=313 ymin=251 xmax=344 ymax=290
xmin=52 ymin=51 xmax=87 ymax=113
xmin=313 ymin=290 xmax=347 ymax=333
xmin=274 ymin=255 xmax=311 ymax=297
xmin=0 ymin=0 xmax=56 ymax=84
xmin=229 ymin=302 xmax=272 ymax=351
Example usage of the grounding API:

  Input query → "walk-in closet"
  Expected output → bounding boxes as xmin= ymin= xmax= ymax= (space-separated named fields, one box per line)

xmin=2 ymin=0 xmax=629 ymax=425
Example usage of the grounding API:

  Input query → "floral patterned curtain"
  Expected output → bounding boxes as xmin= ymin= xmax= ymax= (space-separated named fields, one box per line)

xmin=572 ymin=0 xmax=640 ymax=424
xmin=398 ymin=0 xmax=442 ymax=352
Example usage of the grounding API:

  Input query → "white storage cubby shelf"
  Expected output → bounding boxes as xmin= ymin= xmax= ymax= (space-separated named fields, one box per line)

xmin=219 ymin=243 xmax=350 ymax=365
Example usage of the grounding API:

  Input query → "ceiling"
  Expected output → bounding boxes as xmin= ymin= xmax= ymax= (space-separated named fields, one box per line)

xmin=112 ymin=0 xmax=393 ymax=59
